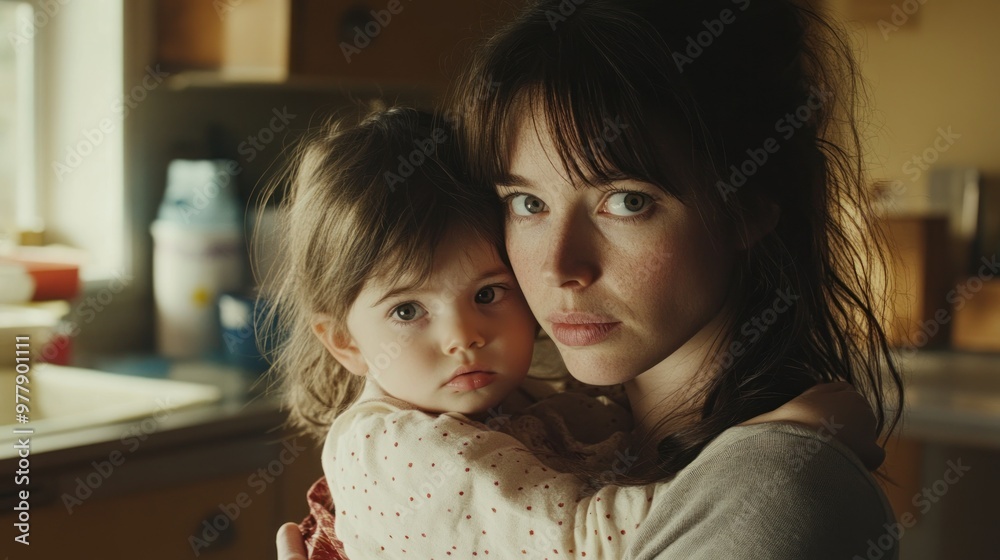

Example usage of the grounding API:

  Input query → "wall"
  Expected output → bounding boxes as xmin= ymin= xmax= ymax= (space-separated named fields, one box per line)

xmin=831 ymin=0 xmax=1000 ymax=212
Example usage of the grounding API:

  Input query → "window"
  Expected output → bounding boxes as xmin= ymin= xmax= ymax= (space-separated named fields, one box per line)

xmin=0 ymin=0 xmax=36 ymax=251
xmin=0 ymin=0 xmax=125 ymax=281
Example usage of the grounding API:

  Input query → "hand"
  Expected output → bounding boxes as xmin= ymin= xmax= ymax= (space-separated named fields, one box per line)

xmin=276 ymin=522 xmax=308 ymax=560
xmin=741 ymin=382 xmax=885 ymax=470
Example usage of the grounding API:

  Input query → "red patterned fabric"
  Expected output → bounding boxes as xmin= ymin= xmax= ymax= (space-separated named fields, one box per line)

xmin=299 ymin=477 xmax=349 ymax=560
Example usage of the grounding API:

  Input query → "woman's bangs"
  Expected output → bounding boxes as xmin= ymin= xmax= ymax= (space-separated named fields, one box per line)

xmin=470 ymin=28 xmax=692 ymax=199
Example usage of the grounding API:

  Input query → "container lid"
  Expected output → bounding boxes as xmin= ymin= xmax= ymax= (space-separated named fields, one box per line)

xmin=158 ymin=159 xmax=243 ymax=227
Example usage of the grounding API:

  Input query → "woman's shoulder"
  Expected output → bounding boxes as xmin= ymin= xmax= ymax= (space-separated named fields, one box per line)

xmin=699 ymin=420 xmax=872 ymax=474
xmin=625 ymin=422 xmax=899 ymax=560
xmin=691 ymin=422 xmax=894 ymax=517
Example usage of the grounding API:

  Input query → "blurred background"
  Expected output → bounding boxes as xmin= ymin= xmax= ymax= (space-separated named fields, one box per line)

xmin=0 ymin=0 xmax=997 ymax=558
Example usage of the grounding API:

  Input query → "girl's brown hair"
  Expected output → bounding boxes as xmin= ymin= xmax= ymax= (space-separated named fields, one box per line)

xmin=454 ymin=0 xmax=903 ymax=480
xmin=261 ymin=107 xmax=506 ymax=438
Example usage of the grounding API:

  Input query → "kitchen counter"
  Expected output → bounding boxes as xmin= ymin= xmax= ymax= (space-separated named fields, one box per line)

xmin=3 ymin=349 xmax=999 ymax=470
xmin=0 ymin=360 xmax=290 ymax=481
xmin=0 ymin=361 xmax=324 ymax=560
xmin=894 ymin=350 xmax=1000 ymax=448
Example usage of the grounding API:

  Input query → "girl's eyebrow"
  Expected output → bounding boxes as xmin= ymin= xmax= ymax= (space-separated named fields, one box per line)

xmin=474 ymin=267 xmax=514 ymax=284
xmin=372 ymin=282 xmax=423 ymax=308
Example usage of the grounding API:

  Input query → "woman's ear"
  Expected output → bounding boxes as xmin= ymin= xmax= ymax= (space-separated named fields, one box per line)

xmin=312 ymin=319 xmax=367 ymax=376
xmin=737 ymin=198 xmax=781 ymax=250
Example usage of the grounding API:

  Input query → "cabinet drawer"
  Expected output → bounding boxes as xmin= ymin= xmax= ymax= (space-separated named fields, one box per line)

xmin=4 ymin=471 xmax=276 ymax=559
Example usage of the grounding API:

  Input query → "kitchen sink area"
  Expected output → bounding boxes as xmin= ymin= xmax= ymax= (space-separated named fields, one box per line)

xmin=0 ymin=364 xmax=222 ymax=444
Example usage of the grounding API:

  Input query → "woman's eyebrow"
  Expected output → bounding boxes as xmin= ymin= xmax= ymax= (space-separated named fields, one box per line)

xmin=497 ymin=174 xmax=533 ymax=189
xmin=498 ymin=173 xmax=636 ymax=191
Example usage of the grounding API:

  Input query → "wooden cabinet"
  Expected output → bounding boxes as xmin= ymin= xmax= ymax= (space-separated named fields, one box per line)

xmin=0 ymin=427 xmax=324 ymax=559
xmin=882 ymin=216 xmax=953 ymax=348
xmin=156 ymin=0 xmax=525 ymax=90
xmin=287 ymin=0 xmax=519 ymax=87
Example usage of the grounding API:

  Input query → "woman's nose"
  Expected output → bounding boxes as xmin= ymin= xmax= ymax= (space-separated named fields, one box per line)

xmin=542 ymin=209 xmax=599 ymax=288
xmin=442 ymin=307 xmax=487 ymax=354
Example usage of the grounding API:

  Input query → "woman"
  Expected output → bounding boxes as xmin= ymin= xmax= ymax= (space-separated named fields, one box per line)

xmin=281 ymin=0 xmax=903 ymax=557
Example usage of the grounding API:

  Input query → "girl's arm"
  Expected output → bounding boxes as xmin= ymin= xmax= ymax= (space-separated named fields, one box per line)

xmin=325 ymin=397 xmax=662 ymax=559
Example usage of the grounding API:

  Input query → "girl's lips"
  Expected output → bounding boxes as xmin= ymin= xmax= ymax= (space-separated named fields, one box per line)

xmin=549 ymin=322 xmax=621 ymax=347
xmin=445 ymin=372 xmax=496 ymax=391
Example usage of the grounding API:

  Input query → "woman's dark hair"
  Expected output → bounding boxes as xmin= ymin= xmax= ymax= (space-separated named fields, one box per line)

xmin=261 ymin=107 xmax=507 ymax=437
xmin=453 ymin=0 xmax=903 ymax=481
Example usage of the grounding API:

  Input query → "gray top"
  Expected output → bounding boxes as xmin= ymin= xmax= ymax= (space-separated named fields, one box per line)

xmin=625 ymin=422 xmax=899 ymax=560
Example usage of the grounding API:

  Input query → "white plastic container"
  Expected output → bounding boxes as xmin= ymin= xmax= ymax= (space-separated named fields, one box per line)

xmin=151 ymin=221 xmax=244 ymax=358
xmin=152 ymin=159 xmax=245 ymax=358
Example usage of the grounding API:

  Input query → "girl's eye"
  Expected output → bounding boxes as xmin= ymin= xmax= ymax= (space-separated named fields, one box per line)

xmin=509 ymin=194 xmax=547 ymax=216
xmin=391 ymin=303 xmax=426 ymax=322
xmin=606 ymin=192 xmax=651 ymax=216
xmin=474 ymin=286 xmax=507 ymax=304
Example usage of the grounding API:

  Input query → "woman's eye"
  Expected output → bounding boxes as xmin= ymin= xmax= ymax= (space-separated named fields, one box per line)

xmin=391 ymin=303 xmax=426 ymax=322
xmin=606 ymin=192 xmax=650 ymax=216
xmin=474 ymin=286 xmax=507 ymax=304
xmin=509 ymin=194 xmax=547 ymax=216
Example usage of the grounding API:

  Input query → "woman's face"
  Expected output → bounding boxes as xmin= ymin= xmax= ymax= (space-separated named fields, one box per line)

xmin=498 ymin=117 xmax=737 ymax=387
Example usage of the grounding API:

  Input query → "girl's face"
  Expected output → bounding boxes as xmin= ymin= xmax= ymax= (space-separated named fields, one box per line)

xmin=340 ymin=230 xmax=537 ymax=415
xmin=498 ymin=117 xmax=736 ymax=387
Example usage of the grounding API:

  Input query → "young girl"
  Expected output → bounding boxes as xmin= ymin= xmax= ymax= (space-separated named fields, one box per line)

xmin=268 ymin=107 xmax=886 ymax=559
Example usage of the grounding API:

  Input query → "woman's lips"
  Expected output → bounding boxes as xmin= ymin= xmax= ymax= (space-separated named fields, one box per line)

xmin=445 ymin=372 xmax=496 ymax=391
xmin=546 ymin=311 xmax=621 ymax=347
xmin=549 ymin=322 xmax=621 ymax=346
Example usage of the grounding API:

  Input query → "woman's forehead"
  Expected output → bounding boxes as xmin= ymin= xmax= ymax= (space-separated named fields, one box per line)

xmin=501 ymin=113 xmax=616 ymax=186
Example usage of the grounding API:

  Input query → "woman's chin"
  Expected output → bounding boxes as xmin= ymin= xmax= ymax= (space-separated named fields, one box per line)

xmin=560 ymin=350 xmax=648 ymax=386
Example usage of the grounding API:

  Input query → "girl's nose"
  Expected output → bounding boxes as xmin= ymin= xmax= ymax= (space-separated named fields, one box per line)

xmin=443 ymin=307 xmax=487 ymax=354
xmin=541 ymin=209 xmax=599 ymax=289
